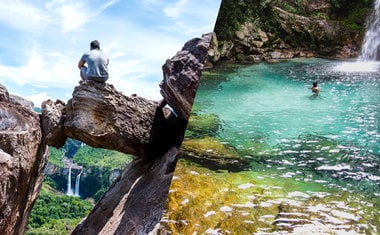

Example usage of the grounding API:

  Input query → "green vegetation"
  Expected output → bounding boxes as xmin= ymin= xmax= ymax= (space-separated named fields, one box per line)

xmin=186 ymin=113 xmax=221 ymax=138
xmin=73 ymin=145 xmax=132 ymax=169
xmin=27 ymin=186 xmax=92 ymax=235
xmin=48 ymin=138 xmax=82 ymax=167
xmin=214 ymin=0 xmax=372 ymax=41
xmin=328 ymin=0 xmax=372 ymax=19
xmin=48 ymin=147 xmax=65 ymax=167
xmin=214 ymin=0 xmax=278 ymax=40
xmin=71 ymin=145 xmax=132 ymax=200
xmin=29 ymin=144 xmax=132 ymax=233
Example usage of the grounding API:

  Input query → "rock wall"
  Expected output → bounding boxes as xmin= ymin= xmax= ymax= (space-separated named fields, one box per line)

xmin=207 ymin=0 xmax=371 ymax=66
xmin=0 ymin=84 xmax=49 ymax=234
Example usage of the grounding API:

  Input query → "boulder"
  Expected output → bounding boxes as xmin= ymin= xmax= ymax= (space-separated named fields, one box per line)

xmin=160 ymin=33 xmax=211 ymax=121
xmin=0 ymin=85 xmax=49 ymax=235
xmin=9 ymin=94 xmax=34 ymax=111
xmin=42 ymin=82 xmax=184 ymax=159
xmin=0 ymin=84 xmax=9 ymax=102
xmin=208 ymin=2 xmax=366 ymax=65
xmin=42 ymin=99 xmax=67 ymax=147
xmin=258 ymin=29 xmax=269 ymax=43
xmin=64 ymin=82 xmax=160 ymax=158
xmin=205 ymin=32 xmax=220 ymax=68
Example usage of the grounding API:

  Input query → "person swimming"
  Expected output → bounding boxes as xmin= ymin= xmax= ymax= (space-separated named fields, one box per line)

xmin=310 ymin=80 xmax=321 ymax=95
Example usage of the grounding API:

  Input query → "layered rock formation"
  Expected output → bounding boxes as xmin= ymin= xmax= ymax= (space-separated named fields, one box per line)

xmin=0 ymin=33 xmax=211 ymax=234
xmin=160 ymin=36 xmax=210 ymax=120
xmin=0 ymin=84 xmax=49 ymax=234
xmin=42 ymin=84 xmax=171 ymax=159
xmin=207 ymin=0 xmax=371 ymax=65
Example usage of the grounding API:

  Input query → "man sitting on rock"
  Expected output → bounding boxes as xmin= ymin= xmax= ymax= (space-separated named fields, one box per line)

xmin=78 ymin=40 xmax=109 ymax=82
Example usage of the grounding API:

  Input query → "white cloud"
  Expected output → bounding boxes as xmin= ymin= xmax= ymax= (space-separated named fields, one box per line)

xmin=0 ymin=48 xmax=77 ymax=89
xmin=163 ymin=0 xmax=188 ymax=18
xmin=59 ymin=3 xmax=87 ymax=32
xmin=161 ymin=0 xmax=220 ymax=36
xmin=0 ymin=1 xmax=50 ymax=32
xmin=25 ymin=92 xmax=52 ymax=107
xmin=45 ymin=0 xmax=119 ymax=32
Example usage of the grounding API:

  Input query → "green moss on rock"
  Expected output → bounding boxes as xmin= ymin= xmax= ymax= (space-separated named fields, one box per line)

xmin=186 ymin=113 xmax=221 ymax=138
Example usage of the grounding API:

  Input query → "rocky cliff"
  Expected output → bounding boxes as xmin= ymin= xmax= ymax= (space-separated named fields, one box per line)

xmin=0 ymin=84 xmax=49 ymax=234
xmin=207 ymin=0 xmax=372 ymax=65
xmin=0 ymin=33 xmax=211 ymax=234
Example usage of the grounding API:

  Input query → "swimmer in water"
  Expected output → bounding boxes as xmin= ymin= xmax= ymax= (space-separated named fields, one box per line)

xmin=310 ymin=80 xmax=321 ymax=96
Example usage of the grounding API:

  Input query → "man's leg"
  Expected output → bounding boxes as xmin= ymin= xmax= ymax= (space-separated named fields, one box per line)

xmin=80 ymin=67 xmax=88 ymax=80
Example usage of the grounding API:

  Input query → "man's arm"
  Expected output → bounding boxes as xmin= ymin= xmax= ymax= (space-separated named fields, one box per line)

xmin=78 ymin=60 xmax=85 ymax=69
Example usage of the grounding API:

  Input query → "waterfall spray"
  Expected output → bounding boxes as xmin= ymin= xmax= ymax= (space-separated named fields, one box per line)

xmin=359 ymin=0 xmax=380 ymax=61
xmin=67 ymin=166 xmax=74 ymax=196
xmin=74 ymin=172 xmax=81 ymax=197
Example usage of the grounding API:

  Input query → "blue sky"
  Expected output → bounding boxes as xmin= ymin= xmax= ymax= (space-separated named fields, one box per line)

xmin=0 ymin=0 xmax=221 ymax=106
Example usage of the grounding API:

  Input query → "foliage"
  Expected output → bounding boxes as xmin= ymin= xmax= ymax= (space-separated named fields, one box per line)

xmin=26 ymin=218 xmax=82 ymax=235
xmin=48 ymin=147 xmax=65 ymax=167
xmin=214 ymin=0 xmax=277 ymax=40
xmin=42 ymin=177 xmax=62 ymax=191
xmin=71 ymin=146 xmax=131 ymax=197
xmin=327 ymin=0 xmax=372 ymax=19
xmin=214 ymin=0 xmax=372 ymax=41
xmin=73 ymin=145 xmax=132 ymax=169
xmin=27 ymin=191 xmax=92 ymax=234
xmin=93 ymin=188 xmax=107 ymax=203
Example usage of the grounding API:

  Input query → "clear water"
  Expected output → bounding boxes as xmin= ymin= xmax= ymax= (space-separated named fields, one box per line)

xmin=161 ymin=59 xmax=380 ymax=234
xmin=196 ymin=58 xmax=380 ymax=195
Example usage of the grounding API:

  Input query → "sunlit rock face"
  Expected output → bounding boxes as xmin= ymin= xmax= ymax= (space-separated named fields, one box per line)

xmin=160 ymin=33 xmax=212 ymax=121
xmin=43 ymin=83 xmax=166 ymax=158
xmin=0 ymin=84 xmax=49 ymax=235
xmin=43 ymin=35 xmax=213 ymax=159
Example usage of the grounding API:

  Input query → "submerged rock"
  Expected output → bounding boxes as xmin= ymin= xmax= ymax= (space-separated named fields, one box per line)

xmin=158 ymin=161 xmax=379 ymax=234
xmin=0 ymin=85 xmax=49 ymax=234
xmin=186 ymin=113 xmax=221 ymax=138
xmin=180 ymin=136 xmax=250 ymax=172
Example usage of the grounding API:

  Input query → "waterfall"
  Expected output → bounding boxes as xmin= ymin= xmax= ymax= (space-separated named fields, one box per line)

xmin=359 ymin=0 xmax=380 ymax=61
xmin=67 ymin=166 xmax=74 ymax=196
xmin=74 ymin=172 xmax=81 ymax=197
